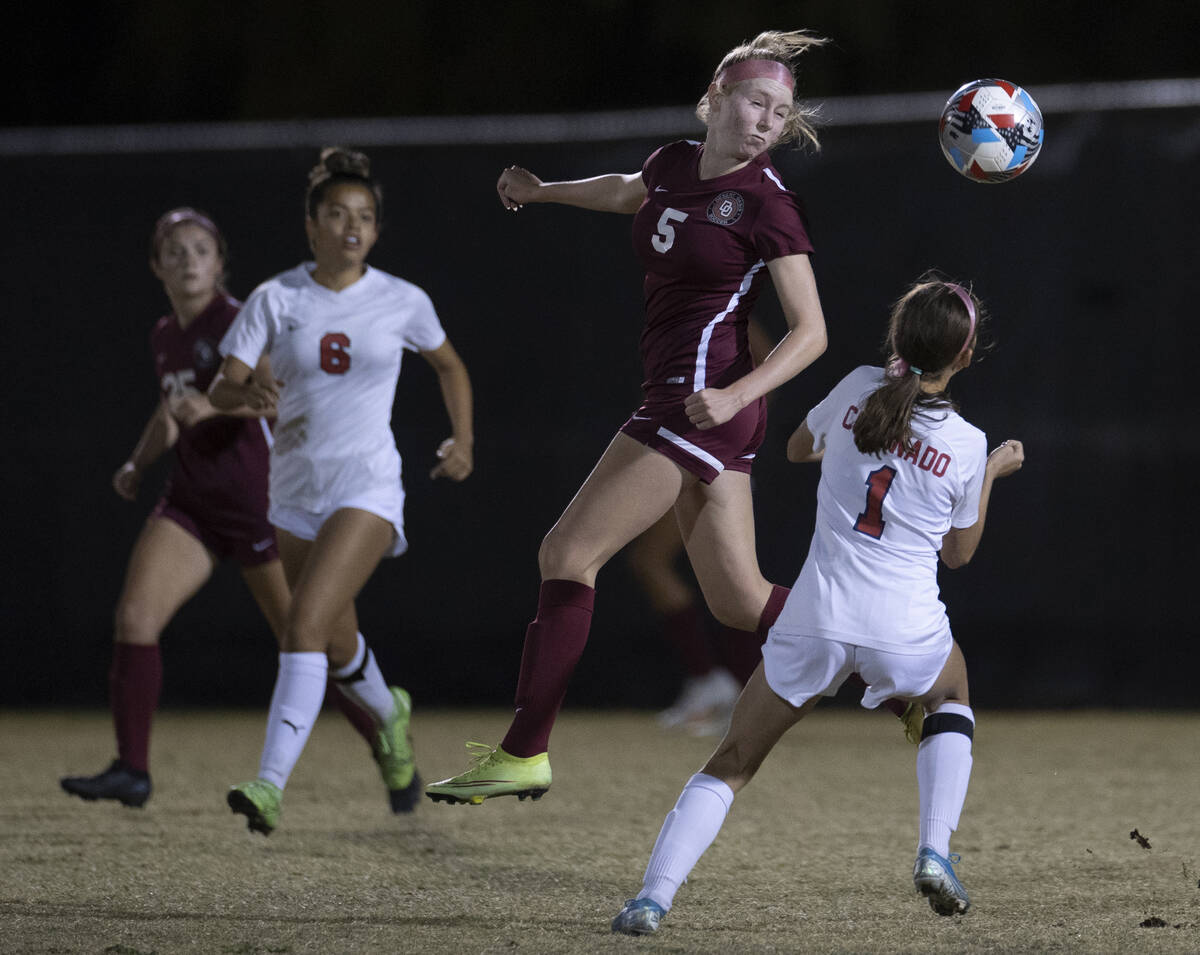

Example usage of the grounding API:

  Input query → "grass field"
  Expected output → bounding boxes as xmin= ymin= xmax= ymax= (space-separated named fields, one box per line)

xmin=3 ymin=707 xmax=1199 ymax=954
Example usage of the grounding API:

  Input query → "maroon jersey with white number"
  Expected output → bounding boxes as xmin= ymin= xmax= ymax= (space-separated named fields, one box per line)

xmin=149 ymin=293 xmax=272 ymax=528
xmin=631 ymin=140 xmax=814 ymax=394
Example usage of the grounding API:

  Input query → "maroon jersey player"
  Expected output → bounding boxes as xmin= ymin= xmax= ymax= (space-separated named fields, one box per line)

xmin=59 ymin=208 xmax=379 ymax=809
xmin=426 ymin=29 xmax=914 ymax=806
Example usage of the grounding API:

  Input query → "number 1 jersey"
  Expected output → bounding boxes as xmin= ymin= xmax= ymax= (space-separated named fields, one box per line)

xmin=775 ymin=366 xmax=987 ymax=653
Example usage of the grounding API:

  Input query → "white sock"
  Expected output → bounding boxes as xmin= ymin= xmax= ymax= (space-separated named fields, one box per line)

xmin=917 ymin=702 xmax=974 ymax=857
xmin=639 ymin=772 xmax=735 ymax=911
xmin=329 ymin=632 xmax=396 ymax=726
xmin=258 ymin=651 xmax=329 ymax=789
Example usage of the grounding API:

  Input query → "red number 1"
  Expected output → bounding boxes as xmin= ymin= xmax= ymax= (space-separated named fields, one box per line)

xmin=853 ymin=465 xmax=897 ymax=539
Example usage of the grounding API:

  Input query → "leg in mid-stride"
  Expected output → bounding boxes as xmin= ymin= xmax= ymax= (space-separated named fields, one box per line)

xmin=61 ymin=515 xmax=217 ymax=808
xmin=426 ymin=434 xmax=690 ymax=805
xmin=611 ymin=637 xmax=975 ymax=934
xmin=228 ymin=508 xmax=417 ymax=834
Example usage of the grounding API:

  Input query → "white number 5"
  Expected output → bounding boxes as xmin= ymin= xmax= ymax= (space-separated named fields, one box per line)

xmin=652 ymin=208 xmax=688 ymax=253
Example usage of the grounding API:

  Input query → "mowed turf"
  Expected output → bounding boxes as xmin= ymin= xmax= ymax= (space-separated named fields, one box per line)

xmin=4 ymin=707 xmax=1200 ymax=954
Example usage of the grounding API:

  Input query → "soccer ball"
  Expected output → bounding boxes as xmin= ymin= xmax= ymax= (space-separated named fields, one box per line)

xmin=938 ymin=79 xmax=1044 ymax=183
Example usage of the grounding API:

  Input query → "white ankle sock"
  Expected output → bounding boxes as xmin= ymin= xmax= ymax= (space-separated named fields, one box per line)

xmin=329 ymin=632 xmax=396 ymax=726
xmin=258 ymin=652 xmax=328 ymax=789
xmin=639 ymin=772 xmax=735 ymax=911
xmin=917 ymin=702 xmax=974 ymax=857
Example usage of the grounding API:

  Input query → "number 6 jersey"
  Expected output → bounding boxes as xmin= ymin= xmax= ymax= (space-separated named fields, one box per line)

xmin=219 ymin=263 xmax=446 ymax=516
xmin=774 ymin=365 xmax=987 ymax=653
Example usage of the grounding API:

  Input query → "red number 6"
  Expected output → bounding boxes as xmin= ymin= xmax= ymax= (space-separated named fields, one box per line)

xmin=319 ymin=332 xmax=351 ymax=375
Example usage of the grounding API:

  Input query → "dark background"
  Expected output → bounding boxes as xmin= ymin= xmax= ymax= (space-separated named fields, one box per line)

xmin=3 ymin=1 xmax=1197 ymax=711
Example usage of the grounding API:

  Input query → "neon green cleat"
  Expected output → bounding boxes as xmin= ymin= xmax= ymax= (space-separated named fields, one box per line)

xmin=425 ymin=742 xmax=551 ymax=805
xmin=901 ymin=702 xmax=925 ymax=745
xmin=227 ymin=779 xmax=282 ymax=836
xmin=376 ymin=686 xmax=420 ymax=812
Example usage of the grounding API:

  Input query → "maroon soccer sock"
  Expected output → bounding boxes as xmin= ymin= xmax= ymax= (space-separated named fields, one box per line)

xmin=500 ymin=579 xmax=595 ymax=758
xmin=109 ymin=643 xmax=162 ymax=773
xmin=660 ymin=604 xmax=717 ymax=677
xmin=717 ymin=626 xmax=764 ymax=685
xmin=327 ymin=681 xmax=378 ymax=747
xmin=756 ymin=584 xmax=790 ymax=639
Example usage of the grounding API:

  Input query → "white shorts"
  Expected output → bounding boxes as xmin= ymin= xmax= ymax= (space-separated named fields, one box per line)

xmin=762 ymin=630 xmax=952 ymax=709
xmin=270 ymin=497 xmax=408 ymax=558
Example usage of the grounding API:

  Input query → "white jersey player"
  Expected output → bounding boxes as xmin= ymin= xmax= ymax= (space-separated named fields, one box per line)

xmin=613 ymin=275 xmax=1025 ymax=936
xmin=209 ymin=147 xmax=474 ymax=835
xmin=222 ymin=262 xmax=447 ymax=554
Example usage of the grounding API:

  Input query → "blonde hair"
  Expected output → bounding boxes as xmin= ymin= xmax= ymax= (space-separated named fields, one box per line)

xmin=696 ymin=30 xmax=829 ymax=150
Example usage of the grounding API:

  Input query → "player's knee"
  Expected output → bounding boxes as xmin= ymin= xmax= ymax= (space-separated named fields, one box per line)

xmin=537 ymin=527 xmax=588 ymax=581
xmin=113 ymin=599 xmax=163 ymax=646
xmin=705 ymin=594 xmax=759 ymax=632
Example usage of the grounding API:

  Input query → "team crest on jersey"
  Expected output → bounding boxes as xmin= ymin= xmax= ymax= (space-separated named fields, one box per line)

xmin=192 ymin=338 xmax=217 ymax=369
xmin=706 ymin=191 xmax=744 ymax=226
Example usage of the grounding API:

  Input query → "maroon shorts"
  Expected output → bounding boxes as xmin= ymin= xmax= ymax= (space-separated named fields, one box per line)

xmin=152 ymin=496 xmax=279 ymax=567
xmin=619 ymin=392 xmax=767 ymax=484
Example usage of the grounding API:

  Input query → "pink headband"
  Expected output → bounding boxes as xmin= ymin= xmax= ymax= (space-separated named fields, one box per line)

xmin=153 ymin=208 xmax=222 ymax=256
xmin=946 ymin=283 xmax=977 ymax=355
xmin=716 ymin=58 xmax=795 ymax=92
xmin=887 ymin=283 xmax=978 ymax=379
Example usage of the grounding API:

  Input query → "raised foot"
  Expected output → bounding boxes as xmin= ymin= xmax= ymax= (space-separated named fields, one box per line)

xmin=424 ymin=743 xmax=551 ymax=806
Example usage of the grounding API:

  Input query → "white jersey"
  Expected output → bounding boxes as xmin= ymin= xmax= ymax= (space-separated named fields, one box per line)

xmin=219 ymin=263 xmax=446 ymax=516
xmin=773 ymin=365 xmax=987 ymax=653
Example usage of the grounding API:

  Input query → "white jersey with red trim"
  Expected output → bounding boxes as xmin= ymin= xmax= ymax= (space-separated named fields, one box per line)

xmin=773 ymin=365 xmax=987 ymax=653
xmin=219 ymin=263 xmax=446 ymax=515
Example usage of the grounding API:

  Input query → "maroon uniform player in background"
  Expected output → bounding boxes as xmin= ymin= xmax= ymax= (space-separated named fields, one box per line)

xmin=60 ymin=209 xmax=378 ymax=807
xmin=428 ymin=29 xmax=914 ymax=806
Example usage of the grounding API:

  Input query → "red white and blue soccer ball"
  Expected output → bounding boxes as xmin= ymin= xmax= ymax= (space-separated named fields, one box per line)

xmin=938 ymin=79 xmax=1044 ymax=183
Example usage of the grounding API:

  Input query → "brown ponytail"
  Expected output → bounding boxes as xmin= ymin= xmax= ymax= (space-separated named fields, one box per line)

xmin=853 ymin=277 xmax=984 ymax=456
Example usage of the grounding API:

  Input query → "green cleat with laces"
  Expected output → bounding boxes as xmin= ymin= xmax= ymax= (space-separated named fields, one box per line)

xmin=227 ymin=779 xmax=282 ymax=836
xmin=375 ymin=686 xmax=421 ymax=812
xmin=425 ymin=742 xmax=551 ymax=805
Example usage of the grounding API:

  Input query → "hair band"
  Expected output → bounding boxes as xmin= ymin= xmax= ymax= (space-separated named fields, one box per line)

xmin=716 ymin=58 xmax=795 ymax=92
xmin=946 ymin=283 xmax=977 ymax=355
xmin=153 ymin=208 xmax=221 ymax=256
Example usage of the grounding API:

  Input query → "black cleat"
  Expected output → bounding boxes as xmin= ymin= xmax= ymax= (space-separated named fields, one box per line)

xmin=61 ymin=760 xmax=152 ymax=808
xmin=387 ymin=771 xmax=423 ymax=813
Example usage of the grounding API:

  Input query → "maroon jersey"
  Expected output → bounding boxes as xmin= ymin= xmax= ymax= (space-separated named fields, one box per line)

xmin=149 ymin=293 xmax=272 ymax=530
xmin=631 ymin=140 xmax=814 ymax=394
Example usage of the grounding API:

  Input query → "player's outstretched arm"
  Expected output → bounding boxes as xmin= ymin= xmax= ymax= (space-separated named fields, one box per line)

xmin=940 ymin=439 xmax=1025 ymax=569
xmin=112 ymin=400 xmax=179 ymax=501
xmin=497 ymin=165 xmax=646 ymax=214
xmin=422 ymin=339 xmax=474 ymax=481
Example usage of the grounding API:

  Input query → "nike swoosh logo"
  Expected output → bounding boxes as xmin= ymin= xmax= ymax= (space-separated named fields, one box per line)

xmin=654 ymin=186 xmax=668 ymax=193
xmin=252 ymin=538 xmax=274 ymax=552
xmin=282 ymin=719 xmax=303 ymax=734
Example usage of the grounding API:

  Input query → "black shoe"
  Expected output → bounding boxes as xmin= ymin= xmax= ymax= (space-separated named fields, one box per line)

xmin=387 ymin=770 xmax=422 ymax=813
xmin=61 ymin=760 xmax=152 ymax=808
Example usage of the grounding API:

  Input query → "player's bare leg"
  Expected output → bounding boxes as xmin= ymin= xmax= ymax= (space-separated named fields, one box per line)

xmin=676 ymin=471 xmax=918 ymax=735
xmin=628 ymin=513 xmax=740 ymax=733
xmin=428 ymin=434 xmax=691 ymax=805
xmin=614 ymin=664 xmax=816 ymax=933
xmin=229 ymin=509 xmax=415 ymax=833
xmin=61 ymin=516 xmax=215 ymax=807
